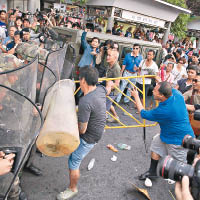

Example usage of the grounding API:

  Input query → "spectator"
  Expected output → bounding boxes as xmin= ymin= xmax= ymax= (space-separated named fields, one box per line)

xmin=0 ymin=10 xmax=7 ymax=36
xmin=172 ymin=57 xmax=187 ymax=86
xmin=112 ymin=22 xmax=118 ymax=35
xmin=106 ymin=29 xmax=111 ymax=34
xmin=78 ymin=29 xmax=100 ymax=68
xmin=8 ymin=13 xmax=16 ymax=27
xmin=175 ymin=48 xmax=182 ymax=63
xmin=96 ymin=40 xmax=114 ymax=77
xmin=0 ymin=26 xmax=16 ymax=53
xmin=136 ymin=50 xmax=159 ymax=108
xmin=117 ymin=25 xmax=124 ymax=36
xmin=189 ymin=52 xmax=199 ymax=66
xmin=125 ymin=27 xmax=132 ymax=38
xmin=116 ymin=44 xmax=143 ymax=104
xmin=184 ymin=72 xmax=200 ymax=106
xmin=156 ymin=62 xmax=174 ymax=84
xmin=6 ymin=30 xmax=21 ymax=54
xmin=105 ymin=49 xmax=121 ymax=123
xmin=176 ymin=65 xmax=197 ymax=94
xmin=15 ymin=17 xmax=23 ymax=31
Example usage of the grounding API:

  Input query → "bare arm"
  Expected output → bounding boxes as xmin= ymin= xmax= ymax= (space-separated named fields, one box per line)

xmin=106 ymin=79 xmax=120 ymax=95
xmin=130 ymin=87 xmax=144 ymax=112
xmin=120 ymin=65 xmax=126 ymax=75
xmin=78 ymin=122 xmax=88 ymax=134
xmin=186 ymin=104 xmax=195 ymax=112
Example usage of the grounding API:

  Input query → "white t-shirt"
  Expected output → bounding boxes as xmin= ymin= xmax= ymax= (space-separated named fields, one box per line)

xmin=137 ymin=59 xmax=159 ymax=85
xmin=172 ymin=64 xmax=187 ymax=85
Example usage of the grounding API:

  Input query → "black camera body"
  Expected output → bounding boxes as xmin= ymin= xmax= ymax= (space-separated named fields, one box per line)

xmin=194 ymin=109 xmax=200 ymax=121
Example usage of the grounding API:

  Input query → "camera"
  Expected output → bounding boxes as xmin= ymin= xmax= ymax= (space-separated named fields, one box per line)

xmin=157 ymin=135 xmax=200 ymax=181
xmin=157 ymin=155 xmax=195 ymax=181
xmin=194 ymin=109 xmax=200 ymax=121
xmin=183 ymin=135 xmax=200 ymax=154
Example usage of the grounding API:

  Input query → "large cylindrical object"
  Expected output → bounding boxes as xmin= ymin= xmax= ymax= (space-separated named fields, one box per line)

xmin=36 ymin=79 xmax=80 ymax=157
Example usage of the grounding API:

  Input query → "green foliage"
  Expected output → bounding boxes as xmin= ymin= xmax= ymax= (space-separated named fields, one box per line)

xmin=164 ymin=0 xmax=190 ymax=39
xmin=71 ymin=0 xmax=87 ymax=6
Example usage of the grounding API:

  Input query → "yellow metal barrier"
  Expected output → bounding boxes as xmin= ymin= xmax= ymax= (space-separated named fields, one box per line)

xmin=74 ymin=75 xmax=158 ymax=129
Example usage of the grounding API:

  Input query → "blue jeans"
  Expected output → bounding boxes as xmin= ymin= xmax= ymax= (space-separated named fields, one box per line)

xmin=116 ymin=70 xmax=137 ymax=103
xmin=68 ymin=138 xmax=95 ymax=170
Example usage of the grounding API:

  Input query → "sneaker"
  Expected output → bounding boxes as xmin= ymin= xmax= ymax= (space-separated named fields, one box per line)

xmin=106 ymin=116 xmax=119 ymax=123
xmin=123 ymin=112 xmax=132 ymax=116
xmin=57 ymin=188 xmax=78 ymax=200
xmin=138 ymin=171 xmax=158 ymax=181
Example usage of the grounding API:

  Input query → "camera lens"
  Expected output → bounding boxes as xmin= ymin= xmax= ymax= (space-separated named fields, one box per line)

xmin=157 ymin=156 xmax=194 ymax=181
xmin=183 ymin=135 xmax=200 ymax=154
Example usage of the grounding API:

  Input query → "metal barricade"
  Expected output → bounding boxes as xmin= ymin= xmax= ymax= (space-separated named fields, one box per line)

xmin=75 ymin=75 xmax=158 ymax=130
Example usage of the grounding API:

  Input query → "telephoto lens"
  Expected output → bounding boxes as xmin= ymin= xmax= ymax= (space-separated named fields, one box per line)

xmin=182 ymin=135 xmax=200 ymax=154
xmin=157 ymin=156 xmax=194 ymax=181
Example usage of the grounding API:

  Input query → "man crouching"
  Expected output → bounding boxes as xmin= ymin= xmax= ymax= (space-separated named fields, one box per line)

xmin=57 ymin=66 xmax=106 ymax=200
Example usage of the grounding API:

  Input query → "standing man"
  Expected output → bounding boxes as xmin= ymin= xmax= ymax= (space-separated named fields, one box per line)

xmin=136 ymin=49 xmax=159 ymax=108
xmin=78 ymin=29 xmax=100 ymax=69
xmin=57 ymin=66 xmax=106 ymax=200
xmin=130 ymin=82 xmax=194 ymax=182
xmin=116 ymin=44 xmax=142 ymax=104
xmin=105 ymin=48 xmax=121 ymax=123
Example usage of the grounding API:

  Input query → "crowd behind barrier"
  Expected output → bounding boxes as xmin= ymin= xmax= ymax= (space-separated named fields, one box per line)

xmin=0 ymin=7 xmax=200 ymax=200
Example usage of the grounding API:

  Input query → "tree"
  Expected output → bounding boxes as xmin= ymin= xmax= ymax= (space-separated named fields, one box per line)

xmin=71 ymin=0 xmax=87 ymax=6
xmin=186 ymin=0 xmax=200 ymax=16
xmin=164 ymin=0 xmax=190 ymax=39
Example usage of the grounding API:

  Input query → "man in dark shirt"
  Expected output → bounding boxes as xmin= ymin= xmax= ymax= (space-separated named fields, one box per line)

xmin=57 ymin=66 xmax=106 ymax=200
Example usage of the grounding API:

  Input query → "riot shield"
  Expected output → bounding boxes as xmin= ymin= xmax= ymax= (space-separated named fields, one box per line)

xmin=37 ymin=46 xmax=67 ymax=105
xmin=0 ymin=85 xmax=43 ymax=200
xmin=61 ymin=44 xmax=76 ymax=80
xmin=0 ymin=57 xmax=38 ymax=102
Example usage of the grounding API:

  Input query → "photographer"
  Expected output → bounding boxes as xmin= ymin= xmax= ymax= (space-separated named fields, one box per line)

xmin=130 ymin=82 xmax=195 ymax=182
xmin=175 ymin=156 xmax=200 ymax=200
xmin=175 ymin=176 xmax=194 ymax=200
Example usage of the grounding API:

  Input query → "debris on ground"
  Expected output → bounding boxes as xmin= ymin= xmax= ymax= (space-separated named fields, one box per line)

xmin=129 ymin=181 xmax=151 ymax=200
xmin=107 ymin=144 xmax=118 ymax=152
xmin=88 ymin=158 xmax=95 ymax=171
xmin=117 ymin=143 xmax=131 ymax=150
xmin=111 ymin=155 xmax=117 ymax=162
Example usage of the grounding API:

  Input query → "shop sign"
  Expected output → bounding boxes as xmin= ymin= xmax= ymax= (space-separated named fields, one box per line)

xmin=122 ymin=10 xmax=165 ymax=28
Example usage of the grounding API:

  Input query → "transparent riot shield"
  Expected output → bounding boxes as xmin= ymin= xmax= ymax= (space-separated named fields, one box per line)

xmin=0 ymin=57 xmax=38 ymax=102
xmin=0 ymin=85 xmax=43 ymax=200
xmin=38 ymin=46 xmax=67 ymax=105
xmin=61 ymin=44 xmax=76 ymax=80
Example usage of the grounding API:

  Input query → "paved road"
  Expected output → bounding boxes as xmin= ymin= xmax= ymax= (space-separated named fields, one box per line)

xmin=21 ymin=105 xmax=176 ymax=200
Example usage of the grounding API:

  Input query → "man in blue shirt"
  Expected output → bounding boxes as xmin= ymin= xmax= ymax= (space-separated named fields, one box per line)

xmin=116 ymin=44 xmax=142 ymax=104
xmin=78 ymin=29 xmax=100 ymax=68
xmin=130 ymin=81 xmax=194 ymax=181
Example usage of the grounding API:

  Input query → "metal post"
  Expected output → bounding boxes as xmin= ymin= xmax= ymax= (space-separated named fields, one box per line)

xmin=106 ymin=7 xmax=115 ymax=31
xmin=27 ymin=0 xmax=35 ymax=13
xmin=162 ymin=22 xmax=171 ymax=45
